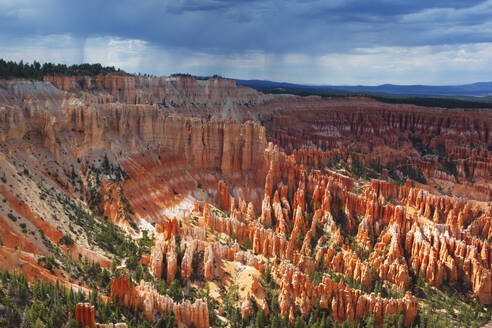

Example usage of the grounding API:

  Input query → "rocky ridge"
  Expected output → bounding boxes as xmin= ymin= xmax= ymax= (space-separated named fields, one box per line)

xmin=0 ymin=74 xmax=489 ymax=327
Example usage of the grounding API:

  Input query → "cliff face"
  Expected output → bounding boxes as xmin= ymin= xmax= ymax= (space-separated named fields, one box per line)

xmin=0 ymin=76 xmax=489 ymax=204
xmin=75 ymin=303 xmax=128 ymax=328
xmin=0 ymin=77 xmax=268 ymax=231
xmin=0 ymin=81 xmax=267 ymax=172
xmin=272 ymin=260 xmax=418 ymax=325
xmin=0 ymin=74 xmax=490 ymax=326
xmin=44 ymin=74 xmax=265 ymax=109
xmin=110 ymin=275 xmax=209 ymax=328
xmin=252 ymin=96 xmax=492 ymax=201
xmin=200 ymin=145 xmax=490 ymax=317
xmin=75 ymin=303 xmax=96 ymax=328
xmin=257 ymin=96 xmax=490 ymax=157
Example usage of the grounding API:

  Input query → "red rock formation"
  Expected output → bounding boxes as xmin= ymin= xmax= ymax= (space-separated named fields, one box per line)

xmin=149 ymin=234 xmax=166 ymax=279
xmin=217 ymin=180 xmax=231 ymax=211
xmin=406 ymin=222 xmax=491 ymax=303
xmin=44 ymin=74 xmax=261 ymax=109
xmin=148 ymin=219 xmax=264 ymax=283
xmin=75 ymin=303 xmax=96 ymax=328
xmin=241 ymin=295 xmax=254 ymax=318
xmin=166 ymin=237 xmax=178 ymax=285
xmin=180 ymin=240 xmax=197 ymax=280
xmin=149 ymin=233 xmax=177 ymax=284
xmin=0 ymin=215 xmax=40 ymax=255
xmin=201 ymin=156 xmax=491 ymax=324
xmin=369 ymin=180 xmax=477 ymax=225
xmin=0 ymin=73 xmax=491 ymax=327
xmin=205 ymin=154 xmax=492 ymax=306
xmin=260 ymin=195 xmax=273 ymax=228
xmin=156 ymin=217 xmax=180 ymax=239
xmin=22 ymin=75 xmax=488 ymax=180
xmin=97 ymin=181 xmax=132 ymax=232
xmin=0 ymin=185 xmax=63 ymax=242
xmin=272 ymin=260 xmax=418 ymax=326
xmin=368 ymin=209 xmax=410 ymax=290
xmin=314 ymin=245 xmax=372 ymax=291
xmin=110 ymin=276 xmax=209 ymax=328
xmin=272 ymin=189 xmax=289 ymax=235
xmin=203 ymin=245 xmax=216 ymax=280
xmin=75 ymin=303 xmax=127 ymax=328
xmin=468 ymin=214 xmax=492 ymax=240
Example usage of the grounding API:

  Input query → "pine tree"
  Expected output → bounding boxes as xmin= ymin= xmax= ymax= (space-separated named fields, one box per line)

xmin=255 ymin=310 xmax=266 ymax=328
xmin=33 ymin=318 xmax=46 ymax=328
xmin=308 ymin=313 xmax=316 ymax=326
xmin=294 ymin=316 xmax=307 ymax=328
xmin=320 ymin=313 xmax=327 ymax=328
xmin=271 ymin=315 xmax=282 ymax=328
xmin=66 ymin=319 xmax=81 ymax=328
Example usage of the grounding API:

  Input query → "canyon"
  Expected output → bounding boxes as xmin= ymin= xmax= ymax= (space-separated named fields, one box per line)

xmin=0 ymin=73 xmax=490 ymax=327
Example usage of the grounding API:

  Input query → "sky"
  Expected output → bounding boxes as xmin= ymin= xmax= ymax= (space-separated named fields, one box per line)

xmin=2 ymin=0 xmax=492 ymax=85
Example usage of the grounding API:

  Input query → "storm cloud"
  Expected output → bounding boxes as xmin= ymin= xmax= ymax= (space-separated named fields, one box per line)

xmin=1 ymin=0 xmax=492 ymax=84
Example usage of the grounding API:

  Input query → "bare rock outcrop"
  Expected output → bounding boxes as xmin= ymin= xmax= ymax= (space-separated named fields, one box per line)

xmin=75 ymin=303 xmax=127 ymax=328
xmin=110 ymin=276 xmax=209 ymax=328
xmin=272 ymin=261 xmax=418 ymax=326
xmin=75 ymin=303 xmax=96 ymax=328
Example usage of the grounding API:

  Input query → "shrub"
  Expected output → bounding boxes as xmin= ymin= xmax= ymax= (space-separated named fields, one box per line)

xmin=58 ymin=234 xmax=74 ymax=246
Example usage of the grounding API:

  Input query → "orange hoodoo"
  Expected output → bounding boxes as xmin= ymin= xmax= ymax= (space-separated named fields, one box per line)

xmin=75 ymin=303 xmax=96 ymax=328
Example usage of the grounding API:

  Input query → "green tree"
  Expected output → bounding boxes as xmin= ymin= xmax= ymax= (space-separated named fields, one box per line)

xmin=167 ymin=280 xmax=183 ymax=302
xmin=294 ymin=316 xmax=307 ymax=328
xmin=66 ymin=319 xmax=81 ymax=328
xmin=33 ymin=318 xmax=46 ymax=328
xmin=271 ymin=315 xmax=282 ymax=328
xmin=255 ymin=310 xmax=266 ymax=328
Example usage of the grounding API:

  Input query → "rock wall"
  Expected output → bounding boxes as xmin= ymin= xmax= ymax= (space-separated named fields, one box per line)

xmin=75 ymin=303 xmax=127 ymax=328
xmin=258 ymin=96 xmax=491 ymax=157
xmin=110 ymin=275 xmax=209 ymax=328
xmin=0 ymin=74 xmax=491 ymax=326
xmin=272 ymin=260 xmax=418 ymax=326
xmin=44 ymin=74 xmax=264 ymax=108
xmin=75 ymin=303 xmax=96 ymax=328
xmin=149 ymin=214 xmax=262 ymax=283
xmin=200 ymin=148 xmax=491 ymax=319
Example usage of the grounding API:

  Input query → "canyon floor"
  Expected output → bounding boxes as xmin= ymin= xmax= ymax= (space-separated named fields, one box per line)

xmin=0 ymin=73 xmax=490 ymax=327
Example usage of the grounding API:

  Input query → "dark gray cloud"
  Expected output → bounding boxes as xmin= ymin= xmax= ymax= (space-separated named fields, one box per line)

xmin=1 ymin=0 xmax=491 ymax=55
xmin=3 ymin=0 xmax=492 ymax=85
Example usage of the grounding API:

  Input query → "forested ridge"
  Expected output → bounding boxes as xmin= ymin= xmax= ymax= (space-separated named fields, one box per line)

xmin=0 ymin=59 xmax=124 ymax=80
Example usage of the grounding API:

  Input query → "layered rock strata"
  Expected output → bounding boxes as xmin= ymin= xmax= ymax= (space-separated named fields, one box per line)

xmin=272 ymin=260 xmax=418 ymax=325
xmin=0 ymin=74 xmax=490 ymax=326
xmin=75 ymin=303 xmax=127 ymax=328
xmin=110 ymin=275 xmax=209 ymax=328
